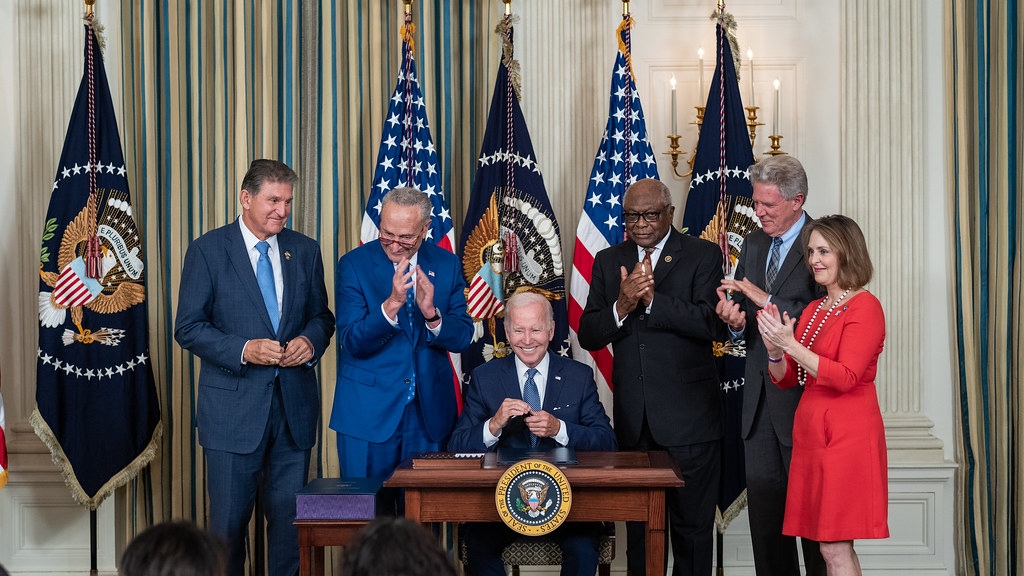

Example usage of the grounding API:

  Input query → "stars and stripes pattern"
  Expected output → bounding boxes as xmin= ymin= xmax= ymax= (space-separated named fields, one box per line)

xmin=568 ymin=15 xmax=660 ymax=411
xmin=361 ymin=18 xmax=462 ymax=409
xmin=681 ymin=12 xmax=758 ymax=533
xmin=360 ymin=24 xmax=454 ymax=251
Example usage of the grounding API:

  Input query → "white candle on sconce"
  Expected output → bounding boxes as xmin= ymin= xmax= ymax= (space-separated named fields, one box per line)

xmin=772 ymin=78 xmax=780 ymax=135
xmin=670 ymin=74 xmax=678 ymax=134
xmin=746 ymin=48 xmax=755 ymax=107
xmin=697 ymin=48 xmax=705 ymax=98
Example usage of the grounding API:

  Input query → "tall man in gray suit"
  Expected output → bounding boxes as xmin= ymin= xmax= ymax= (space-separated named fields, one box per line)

xmin=175 ymin=159 xmax=335 ymax=576
xmin=715 ymin=155 xmax=826 ymax=576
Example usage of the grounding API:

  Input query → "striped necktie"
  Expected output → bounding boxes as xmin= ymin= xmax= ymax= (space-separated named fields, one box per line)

xmin=765 ymin=237 xmax=783 ymax=292
xmin=523 ymin=368 xmax=541 ymax=448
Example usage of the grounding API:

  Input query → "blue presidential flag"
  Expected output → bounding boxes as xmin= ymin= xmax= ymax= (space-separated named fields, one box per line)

xmin=682 ymin=11 xmax=758 ymax=532
xmin=31 ymin=20 xmax=161 ymax=509
xmin=458 ymin=15 xmax=569 ymax=378
xmin=568 ymin=14 xmax=661 ymax=411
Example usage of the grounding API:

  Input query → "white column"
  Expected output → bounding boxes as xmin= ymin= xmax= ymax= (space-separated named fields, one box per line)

xmin=840 ymin=0 xmax=945 ymax=462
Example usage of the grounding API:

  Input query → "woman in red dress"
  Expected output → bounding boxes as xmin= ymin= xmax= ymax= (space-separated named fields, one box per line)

xmin=756 ymin=215 xmax=887 ymax=576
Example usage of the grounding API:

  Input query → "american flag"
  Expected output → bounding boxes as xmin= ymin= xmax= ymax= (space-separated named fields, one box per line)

xmin=682 ymin=11 xmax=757 ymax=533
xmin=361 ymin=21 xmax=454 ymax=252
xmin=568 ymin=15 xmax=660 ymax=412
xmin=361 ymin=18 xmax=461 ymax=407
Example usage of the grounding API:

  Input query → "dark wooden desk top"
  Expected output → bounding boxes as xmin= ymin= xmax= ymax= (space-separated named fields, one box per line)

xmin=385 ymin=451 xmax=683 ymax=489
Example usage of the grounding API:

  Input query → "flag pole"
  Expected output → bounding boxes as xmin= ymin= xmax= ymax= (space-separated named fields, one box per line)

xmin=622 ymin=1 xmax=630 ymax=17
xmin=80 ymin=3 xmax=97 ymax=571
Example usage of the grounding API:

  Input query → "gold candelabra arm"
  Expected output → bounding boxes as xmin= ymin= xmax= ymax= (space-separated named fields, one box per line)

xmin=664 ymin=134 xmax=688 ymax=178
xmin=745 ymin=106 xmax=763 ymax=149
xmin=765 ymin=134 xmax=787 ymax=156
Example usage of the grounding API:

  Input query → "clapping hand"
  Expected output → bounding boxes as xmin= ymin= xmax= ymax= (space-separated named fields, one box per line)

xmin=756 ymin=301 xmax=797 ymax=358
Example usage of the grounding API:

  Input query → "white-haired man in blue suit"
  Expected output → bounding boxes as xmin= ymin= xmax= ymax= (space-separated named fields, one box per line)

xmin=449 ymin=291 xmax=617 ymax=576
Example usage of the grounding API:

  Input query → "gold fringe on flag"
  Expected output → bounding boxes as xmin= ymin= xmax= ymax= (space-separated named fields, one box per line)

xmin=710 ymin=9 xmax=742 ymax=84
xmin=615 ymin=16 xmax=636 ymax=82
xmin=494 ymin=14 xmax=522 ymax=102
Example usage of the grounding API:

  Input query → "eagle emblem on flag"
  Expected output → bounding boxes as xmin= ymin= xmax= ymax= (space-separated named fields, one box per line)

xmin=38 ymin=190 xmax=146 ymax=347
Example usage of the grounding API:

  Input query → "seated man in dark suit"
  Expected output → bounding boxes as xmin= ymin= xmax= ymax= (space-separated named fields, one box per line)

xmin=448 ymin=292 xmax=617 ymax=576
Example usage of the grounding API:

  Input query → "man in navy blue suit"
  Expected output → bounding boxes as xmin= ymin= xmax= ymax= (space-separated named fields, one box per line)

xmin=448 ymin=292 xmax=617 ymax=576
xmin=175 ymin=159 xmax=335 ymax=576
xmin=330 ymin=187 xmax=473 ymax=484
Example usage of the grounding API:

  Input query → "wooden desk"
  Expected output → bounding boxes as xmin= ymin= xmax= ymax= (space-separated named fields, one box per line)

xmin=295 ymin=520 xmax=366 ymax=576
xmin=385 ymin=451 xmax=683 ymax=576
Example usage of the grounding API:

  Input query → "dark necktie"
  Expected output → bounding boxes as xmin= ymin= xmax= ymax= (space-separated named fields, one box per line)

xmin=765 ymin=237 xmax=783 ymax=292
xmin=255 ymin=240 xmax=279 ymax=333
xmin=523 ymin=368 xmax=541 ymax=448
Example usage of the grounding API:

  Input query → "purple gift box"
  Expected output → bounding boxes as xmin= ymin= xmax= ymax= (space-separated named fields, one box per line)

xmin=296 ymin=477 xmax=385 ymax=520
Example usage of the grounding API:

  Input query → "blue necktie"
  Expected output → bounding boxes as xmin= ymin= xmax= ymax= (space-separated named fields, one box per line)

xmin=765 ymin=237 xmax=783 ymax=292
xmin=255 ymin=240 xmax=279 ymax=333
xmin=523 ymin=368 xmax=541 ymax=448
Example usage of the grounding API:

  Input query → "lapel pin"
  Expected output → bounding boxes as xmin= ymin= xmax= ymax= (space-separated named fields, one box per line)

xmin=284 ymin=251 xmax=292 ymax=261
xmin=664 ymin=255 xmax=672 ymax=263
xmin=428 ymin=270 xmax=435 ymax=277
xmin=555 ymin=375 xmax=562 ymax=380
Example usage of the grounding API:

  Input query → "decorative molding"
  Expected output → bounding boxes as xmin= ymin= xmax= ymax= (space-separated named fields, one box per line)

xmin=0 ymin=470 xmax=118 ymax=573
xmin=648 ymin=0 xmax=799 ymax=23
xmin=717 ymin=464 xmax=955 ymax=575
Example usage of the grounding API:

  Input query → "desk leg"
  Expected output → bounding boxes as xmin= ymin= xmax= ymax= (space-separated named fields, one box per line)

xmin=647 ymin=490 xmax=668 ymax=576
xmin=299 ymin=543 xmax=311 ymax=576
xmin=314 ymin=546 xmax=325 ymax=576
xmin=404 ymin=489 xmax=423 ymax=522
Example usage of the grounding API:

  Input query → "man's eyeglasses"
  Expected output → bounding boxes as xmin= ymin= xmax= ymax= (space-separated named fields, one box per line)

xmin=622 ymin=210 xmax=664 ymax=224
xmin=379 ymin=230 xmax=421 ymax=249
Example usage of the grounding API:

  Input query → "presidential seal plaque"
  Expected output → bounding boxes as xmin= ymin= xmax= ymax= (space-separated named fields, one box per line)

xmin=495 ymin=459 xmax=572 ymax=536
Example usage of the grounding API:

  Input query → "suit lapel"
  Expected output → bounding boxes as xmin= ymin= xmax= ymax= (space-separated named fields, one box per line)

xmin=276 ymin=232 xmax=293 ymax=336
xmin=747 ymin=233 xmax=769 ymax=286
xmin=653 ymin=229 xmax=681 ymax=288
xmin=542 ymin=356 xmax=565 ymax=411
xmin=225 ymin=225 xmax=277 ymax=334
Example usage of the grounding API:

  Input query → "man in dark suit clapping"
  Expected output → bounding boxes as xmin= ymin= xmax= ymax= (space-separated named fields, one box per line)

xmin=175 ymin=159 xmax=335 ymax=576
xmin=578 ymin=178 xmax=725 ymax=576
xmin=716 ymin=155 xmax=826 ymax=576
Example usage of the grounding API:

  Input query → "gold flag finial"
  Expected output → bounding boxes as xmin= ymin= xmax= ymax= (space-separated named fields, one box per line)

xmin=623 ymin=1 xmax=630 ymax=17
xmin=84 ymin=0 xmax=95 ymax=15
xmin=403 ymin=0 xmax=412 ymax=15
xmin=503 ymin=0 xmax=512 ymax=16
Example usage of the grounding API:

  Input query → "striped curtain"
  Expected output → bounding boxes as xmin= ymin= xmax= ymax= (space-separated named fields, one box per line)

xmin=949 ymin=1 xmax=1023 ymax=574
xmin=117 ymin=0 xmax=499 ymax=557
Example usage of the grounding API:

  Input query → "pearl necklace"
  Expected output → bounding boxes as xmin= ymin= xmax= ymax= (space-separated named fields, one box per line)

xmin=796 ymin=288 xmax=852 ymax=386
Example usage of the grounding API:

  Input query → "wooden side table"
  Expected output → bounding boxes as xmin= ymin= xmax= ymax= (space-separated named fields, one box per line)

xmin=295 ymin=520 xmax=367 ymax=576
